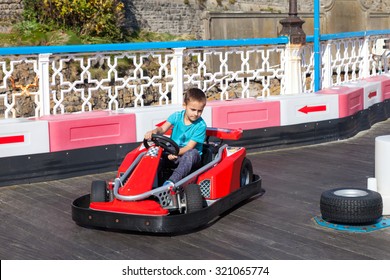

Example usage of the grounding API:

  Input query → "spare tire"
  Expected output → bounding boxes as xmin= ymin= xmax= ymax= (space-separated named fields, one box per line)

xmin=320 ymin=188 xmax=383 ymax=225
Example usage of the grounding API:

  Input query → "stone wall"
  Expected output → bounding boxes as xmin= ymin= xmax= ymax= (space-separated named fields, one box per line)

xmin=123 ymin=0 xmax=290 ymax=39
xmin=123 ymin=0 xmax=390 ymax=39
xmin=1 ymin=0 xmax=389 ymax=38
xmin=0 ymin=0 xmax=23 ymax=33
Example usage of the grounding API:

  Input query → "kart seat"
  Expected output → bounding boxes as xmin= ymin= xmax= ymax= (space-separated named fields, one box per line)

xmin=201 ymin=144 xmax=214 ymax=166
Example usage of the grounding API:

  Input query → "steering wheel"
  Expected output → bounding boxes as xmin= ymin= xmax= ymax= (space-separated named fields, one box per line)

xmin=143 ymin=134 xmax=180 ymax=156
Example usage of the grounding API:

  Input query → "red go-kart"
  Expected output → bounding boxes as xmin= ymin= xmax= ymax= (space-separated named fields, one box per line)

xmin=72 ymin=127 xmax=263 ymax=233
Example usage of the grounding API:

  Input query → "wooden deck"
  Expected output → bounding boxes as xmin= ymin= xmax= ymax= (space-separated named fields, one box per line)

xmin=1 ymin=119 xmax=390 ymax=260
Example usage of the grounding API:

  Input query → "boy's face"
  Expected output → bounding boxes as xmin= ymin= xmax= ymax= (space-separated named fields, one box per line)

xmin=183 ymin=99 xmax=206 ymax=123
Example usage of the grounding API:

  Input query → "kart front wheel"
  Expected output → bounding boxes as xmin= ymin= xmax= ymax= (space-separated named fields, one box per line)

xmin=90 ymin=180 xmax=108 ymax=202
xmin=183 ymin=184 xmax=204 ymax=213
xmin=240 ymin=158 xmax=253 ymax=187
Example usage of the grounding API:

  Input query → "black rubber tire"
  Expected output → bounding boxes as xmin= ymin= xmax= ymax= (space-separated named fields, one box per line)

xmin=320 ymin=188 xmax=383 ymax=225
xmin=90 ymin=180 xmax=108 ymax=202
xmin=240 ymin=158 xmax=253 ymax=187
xmin=184 ymin=184 xmax=204 ymax=213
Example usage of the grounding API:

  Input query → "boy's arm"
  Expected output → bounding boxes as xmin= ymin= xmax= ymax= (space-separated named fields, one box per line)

xmin=177 ymin=140 xmax=197 ymax=156
xmin=144 ymin=121 xmax=172 ymax=140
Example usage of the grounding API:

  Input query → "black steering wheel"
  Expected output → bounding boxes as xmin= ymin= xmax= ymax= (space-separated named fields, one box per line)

xmin=143 ymin=134 xmax=180 ymax=156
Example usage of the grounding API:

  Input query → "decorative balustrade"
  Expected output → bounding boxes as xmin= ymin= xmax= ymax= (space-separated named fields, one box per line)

xmin=0 ymin=31 xmax=389 ymax=119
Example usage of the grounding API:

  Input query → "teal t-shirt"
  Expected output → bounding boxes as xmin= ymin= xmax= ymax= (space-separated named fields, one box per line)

xmin=167 ymin=110 xmax=206 ymax=155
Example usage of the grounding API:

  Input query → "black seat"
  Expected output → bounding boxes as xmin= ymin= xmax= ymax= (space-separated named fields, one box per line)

xmin=201 ymin=144 xmax=214 ymax=166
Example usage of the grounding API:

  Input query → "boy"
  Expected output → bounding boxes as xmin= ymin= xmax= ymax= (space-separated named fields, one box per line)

xmin=144 ymin=88 xmax=207 ymax=186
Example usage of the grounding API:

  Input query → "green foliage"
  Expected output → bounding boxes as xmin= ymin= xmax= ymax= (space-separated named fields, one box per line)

xmin=130 ymin=30 xmax=195 ymax=42
xmin=22 ymin=0 xmax=126 ymax=41
xmin=0 ymin=1 xmax=196 ymax=46
xmin=10 ymin=19 xmax=84 ymax=46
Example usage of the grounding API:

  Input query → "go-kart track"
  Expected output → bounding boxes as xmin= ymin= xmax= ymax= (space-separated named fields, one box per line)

xmin=1 ymin=118 xmax=390 ymax=260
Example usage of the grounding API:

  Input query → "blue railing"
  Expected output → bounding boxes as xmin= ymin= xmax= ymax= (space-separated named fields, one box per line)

xmin=0 ymin=37 xmax=289 ymax=56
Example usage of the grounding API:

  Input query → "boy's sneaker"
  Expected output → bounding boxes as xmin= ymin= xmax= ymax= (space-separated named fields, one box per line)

xmin=162 ymin=180 xmax=174 ymax=188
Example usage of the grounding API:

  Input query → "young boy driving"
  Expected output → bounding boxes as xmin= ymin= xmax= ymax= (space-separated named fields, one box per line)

xmin=144 ymin=88 xmax=207 ymax=187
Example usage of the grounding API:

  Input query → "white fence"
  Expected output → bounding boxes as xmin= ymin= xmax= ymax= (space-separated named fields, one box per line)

xmin=0 ymin=31 xmax=389 ymax=119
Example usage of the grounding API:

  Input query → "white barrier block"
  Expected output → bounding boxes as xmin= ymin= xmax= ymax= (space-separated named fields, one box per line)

xmin=375 ymin=135 xmax=390 ymax=215
xmin=268 ymin=94 xmax=339 ymax=126
xmin=344 ymin=80 xmax=382 ymax=109
xmin=122 ymin=105 xmax=212 ymax=142
xmin=0 ymin=118 xmax=50 ymax=158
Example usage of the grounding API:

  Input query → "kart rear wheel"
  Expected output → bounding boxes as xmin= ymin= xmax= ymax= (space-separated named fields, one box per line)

xmin=90 ymin=180 xmax=108 ymax=202
xmin=183 ymin=184 xmax=204 ymax=213
xmin=240 ymin=158 xmax=253 ymax=187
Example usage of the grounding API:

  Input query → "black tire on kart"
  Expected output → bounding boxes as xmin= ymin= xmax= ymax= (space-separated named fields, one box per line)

xmin=320 ymin=188 xmax=383 ymax=225
xmin=184 ymin=184 xmax=204 ymax=213
xmin=90 ymin=180 xmax=108 ymax=202
xmin=240 ymin=157 xmax=253 ymax=187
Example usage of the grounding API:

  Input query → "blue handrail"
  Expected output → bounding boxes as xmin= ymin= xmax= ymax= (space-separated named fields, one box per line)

xmin=0 ymin=37 xmax=289 ymax=56
xmin=1 ymin=30 xmax=387 ymax=56
xmin=306 ymin=29 xmax=390 ymax=42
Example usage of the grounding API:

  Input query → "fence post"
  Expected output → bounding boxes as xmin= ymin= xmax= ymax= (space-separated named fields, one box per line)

xmin=322 ymin=42 xmax=333 ymax=88
xmin=38 ymin=53 xmax=51 ymax=116
xmin=171 ymin=48 xmax=185 ymax=105
xmin=361 ymin=37 xmax=370 ymax=78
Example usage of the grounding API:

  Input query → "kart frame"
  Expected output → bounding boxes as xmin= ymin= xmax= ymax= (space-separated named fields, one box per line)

xmin=71 ymin=127 xmax=264 ymax=233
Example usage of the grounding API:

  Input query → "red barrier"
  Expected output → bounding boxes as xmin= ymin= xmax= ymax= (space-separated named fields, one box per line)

xmin=207 ymin=98 xmax=280 ymax=130
xmin=365 ymin=75 xmax=390 ymax=101
xmin=39 ymin=111 xmax=136 ymax=152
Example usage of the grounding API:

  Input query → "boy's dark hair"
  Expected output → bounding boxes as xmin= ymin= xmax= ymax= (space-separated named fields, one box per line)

xmin=184 ymin=88 xmax=207 ymax=104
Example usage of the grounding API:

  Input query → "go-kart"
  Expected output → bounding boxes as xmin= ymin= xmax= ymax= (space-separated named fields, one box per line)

xmin=72 ymin=127 xmax=263 ymax=233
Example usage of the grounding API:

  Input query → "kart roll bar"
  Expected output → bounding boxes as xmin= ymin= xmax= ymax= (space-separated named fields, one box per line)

xmin=119 ymin=151 xmax=147 ymax=182
xmin=113 ymin=144 xmax=228 ymax=201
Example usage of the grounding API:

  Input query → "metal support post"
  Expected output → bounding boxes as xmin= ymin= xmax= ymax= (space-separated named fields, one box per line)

xmin=38 ymin=53 xmax=52 ymax=116
xmin=171 ymin=48 xmax=185 ymax=105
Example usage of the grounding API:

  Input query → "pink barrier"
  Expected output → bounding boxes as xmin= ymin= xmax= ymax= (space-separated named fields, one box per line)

xmin=365 ymin=75 xmax=390 ymax=101
xmin=317 ymin=86 xmax=364 ymax=118
xmin=39 ymin=111 xmax=136 ymax=152
xmin=207 ymin=98 xmax=280 ymax=130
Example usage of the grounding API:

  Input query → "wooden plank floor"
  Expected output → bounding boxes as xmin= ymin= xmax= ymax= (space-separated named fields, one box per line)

xmin=1 ymin=119 xmax=390 ymax=260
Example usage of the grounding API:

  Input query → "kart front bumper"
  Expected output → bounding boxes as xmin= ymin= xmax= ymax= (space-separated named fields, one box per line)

xmin=71 ymin=175 xmax=263 ymax=234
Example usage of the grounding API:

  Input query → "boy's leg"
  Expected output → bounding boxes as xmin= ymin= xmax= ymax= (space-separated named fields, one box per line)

xmin=169 ymin=149 xmax=201 ymax=183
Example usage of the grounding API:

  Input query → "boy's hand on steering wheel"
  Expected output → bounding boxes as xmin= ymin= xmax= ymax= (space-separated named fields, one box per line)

xmin=167 ymin=154 xmax=178 ymax=161
xmin=144 ymin=131 xmax=153 ymax=140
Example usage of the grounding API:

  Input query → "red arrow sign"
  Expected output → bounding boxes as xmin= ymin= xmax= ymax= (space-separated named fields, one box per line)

xmin=298 ymin=105 xmax=327 ymax=114
xmin=0 ymin=135 xmax=25 ymax=145
xmin=368 ymin=91 xmax=377 ymax=99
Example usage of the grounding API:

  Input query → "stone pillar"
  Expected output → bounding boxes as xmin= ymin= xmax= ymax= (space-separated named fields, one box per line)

xmin=283 ymin=44 xmax=303 ymax=95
